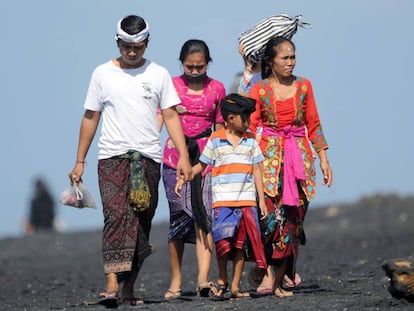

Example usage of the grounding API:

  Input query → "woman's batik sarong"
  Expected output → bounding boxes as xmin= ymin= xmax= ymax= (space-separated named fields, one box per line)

xmin=162 ymin=164 xmax=212 ymax=243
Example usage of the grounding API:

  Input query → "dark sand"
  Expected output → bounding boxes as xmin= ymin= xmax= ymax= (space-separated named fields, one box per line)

xmin=1 ymin=194 xmax=413 ymax=310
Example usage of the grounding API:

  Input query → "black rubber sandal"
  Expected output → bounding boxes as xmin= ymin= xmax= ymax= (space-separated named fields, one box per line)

xmin=209 ymin=282 xmax=228 ymax=301
xmin=197 ymin=282 xmax=213 ymax=297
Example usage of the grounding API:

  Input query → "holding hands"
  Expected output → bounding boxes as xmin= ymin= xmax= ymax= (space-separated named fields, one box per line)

xmin=174 ymin=176 xmax=185 ymax=197
xmin=176 ymin=157 xmax=193 ymax=183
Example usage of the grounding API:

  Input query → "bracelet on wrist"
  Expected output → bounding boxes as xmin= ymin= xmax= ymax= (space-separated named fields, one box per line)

xmin=76 ymin=160 xmax=86 ymax=164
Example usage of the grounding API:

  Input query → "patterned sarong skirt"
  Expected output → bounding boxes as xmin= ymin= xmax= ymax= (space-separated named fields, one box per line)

xmin=98 ymin=154 xmax=160 ymax=273
xmin=162 ymin=164 xmax=212 ymax=243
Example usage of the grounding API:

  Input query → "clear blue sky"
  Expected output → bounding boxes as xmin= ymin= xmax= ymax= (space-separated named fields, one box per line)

xmin=1 ymin=0 xmax=413 ymax=238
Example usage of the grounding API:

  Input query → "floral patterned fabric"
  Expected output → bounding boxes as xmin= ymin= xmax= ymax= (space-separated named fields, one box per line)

xmin=248 ymin=76 xmax=328 ymax=201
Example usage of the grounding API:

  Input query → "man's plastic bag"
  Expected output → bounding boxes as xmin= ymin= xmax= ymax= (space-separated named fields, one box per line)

xmin=60 ymin=182 xmax=96 ymax=209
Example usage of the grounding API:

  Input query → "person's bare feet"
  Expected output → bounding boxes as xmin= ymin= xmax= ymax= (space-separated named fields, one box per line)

xmin=274 ymin=287 xmax=294 ymax=297
xmin=99 ymin=289 xmax=118 ymax=298
xmin=165 ymin=277 xmax=181 ymax=299
xmin=100 ymin=272 xmax=118 ymax=297
xmin=283 ymin=273 xmax=301 ymax=288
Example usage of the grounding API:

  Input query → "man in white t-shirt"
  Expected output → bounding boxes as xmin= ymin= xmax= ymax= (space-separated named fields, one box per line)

xmin=69 ymin=15 xmax=191 ymax=307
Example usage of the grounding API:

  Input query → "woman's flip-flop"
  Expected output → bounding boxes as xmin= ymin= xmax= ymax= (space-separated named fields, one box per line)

xmin=283 ymin=273 xmax=302 ymax=288
xmin=231 ymin=289 xmax=251 ymax=299
xmin=164 ymin=288 xmax=182 ymax=300
xmin=256 ymin=284 xmax=273 ymax=295
xmin=197 ymin=282 xmax=213 ymax=297
xmin=122 ymin=297 xmax=144 ymax=305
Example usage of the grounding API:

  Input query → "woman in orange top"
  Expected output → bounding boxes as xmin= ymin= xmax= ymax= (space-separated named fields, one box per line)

xmin=248 ymin=36 xmax=333 ymax=297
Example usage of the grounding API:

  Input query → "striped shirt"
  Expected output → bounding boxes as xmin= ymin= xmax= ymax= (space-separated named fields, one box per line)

xmin=199 ymin=128 xmax=264 ymax=208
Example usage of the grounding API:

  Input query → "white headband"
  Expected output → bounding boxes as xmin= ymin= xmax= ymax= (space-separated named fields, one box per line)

xmin=115 ymin=18 xmax=149 ymax=43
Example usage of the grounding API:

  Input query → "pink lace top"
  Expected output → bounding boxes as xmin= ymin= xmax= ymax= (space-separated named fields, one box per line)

xmin=162 ymin=75 xmax=226 ymax=172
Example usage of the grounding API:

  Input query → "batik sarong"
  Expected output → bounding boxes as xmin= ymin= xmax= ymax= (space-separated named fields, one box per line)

xmin=98 ymin=154 xmax=160 ymax=273
xmin=162 ymin=164 xmax=212 ymax=243
xmin=262 ymin=191 xmax=308 ymax=274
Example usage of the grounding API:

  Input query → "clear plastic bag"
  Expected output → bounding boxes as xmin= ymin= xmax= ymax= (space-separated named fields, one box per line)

xmin=60 ymin=182 xmax=96 ymax=209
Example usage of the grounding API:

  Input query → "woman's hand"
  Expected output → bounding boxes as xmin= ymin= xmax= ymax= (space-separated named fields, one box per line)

xmin=317 ymin=149 xmax=332 ymax=187
xmin=238 ymin=43 xmax=261 ymax=75
xmin=320 ymin=159 xmax=332 ymax=187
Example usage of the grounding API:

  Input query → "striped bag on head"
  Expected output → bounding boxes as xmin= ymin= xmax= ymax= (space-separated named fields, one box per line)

xmin=238 ymin=14 xmax=311 ymax=63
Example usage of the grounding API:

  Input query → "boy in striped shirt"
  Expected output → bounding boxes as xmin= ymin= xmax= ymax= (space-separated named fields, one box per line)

xmin=176 ymin=93 xmax=268 ymax=300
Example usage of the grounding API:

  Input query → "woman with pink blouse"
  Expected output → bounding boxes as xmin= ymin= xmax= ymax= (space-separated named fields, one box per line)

xmin=161 ymin=39 xmax=226 ymax=299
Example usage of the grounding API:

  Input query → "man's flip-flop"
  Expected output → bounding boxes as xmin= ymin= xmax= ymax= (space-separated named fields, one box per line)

xmin=97 ymin=296 xmax=119 ymax=308
xmin=97 ymin=290 xmax=119 ymax=308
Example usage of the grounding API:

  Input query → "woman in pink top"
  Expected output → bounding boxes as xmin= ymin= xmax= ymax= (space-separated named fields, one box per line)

xmin=161 ymin=39 xmax=226 ymax=299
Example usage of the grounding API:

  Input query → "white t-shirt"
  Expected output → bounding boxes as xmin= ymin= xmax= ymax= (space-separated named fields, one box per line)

xmin=84 ymin=59 xmax=180 ymax=162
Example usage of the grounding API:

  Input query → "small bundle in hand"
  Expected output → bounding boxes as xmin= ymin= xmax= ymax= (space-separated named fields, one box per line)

xmin=60 ymin=182 xmax=96 ymax=209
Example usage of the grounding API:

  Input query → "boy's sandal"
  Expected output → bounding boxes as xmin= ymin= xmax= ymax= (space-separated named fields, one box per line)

xmin=231 ymin=289 xmax=251 ymax=299
xmin=164 ymin=288 xmax=182 ymax=300
xmin=209 ymin=282 xmax=228 ymax=301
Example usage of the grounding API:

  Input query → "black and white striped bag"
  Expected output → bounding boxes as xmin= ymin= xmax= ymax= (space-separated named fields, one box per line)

xmin=238 ymin=14 xmax=311 ymax=63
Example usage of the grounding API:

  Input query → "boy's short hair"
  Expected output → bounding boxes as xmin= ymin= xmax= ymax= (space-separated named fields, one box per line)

xmin=220 ymin=93 xmax=256 ymax=121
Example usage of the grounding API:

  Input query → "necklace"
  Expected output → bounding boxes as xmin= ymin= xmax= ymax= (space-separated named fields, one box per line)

xmin=270 ymin=77 xmax=296 ymax=100
xmin=269 ymin=77 xmax=298 ymax=124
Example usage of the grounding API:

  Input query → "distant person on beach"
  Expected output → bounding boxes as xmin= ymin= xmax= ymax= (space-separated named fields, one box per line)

xmin=176 ymin=93 xmax=268 ymax=300
xmin=247 ymin=36 xmax=333 ymax=297
xmin=161 ymin=39 xmax=226 ymax=299
xmin=69 ymin=14 xmax=191 ymax=307
xmin=25 ymin=178 xmax=56 ymax=235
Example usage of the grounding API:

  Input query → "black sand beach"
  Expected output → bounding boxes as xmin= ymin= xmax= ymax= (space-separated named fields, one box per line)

xmin=1 ymin=194 xmax=413 ymax=310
